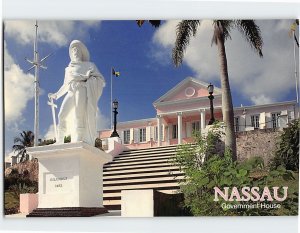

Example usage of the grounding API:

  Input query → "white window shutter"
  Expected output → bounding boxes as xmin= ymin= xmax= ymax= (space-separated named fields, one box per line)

xmin=259 ymin=112 xmax=266 ymax=129
xmin=150 ymin=126 xmax=154 ymax=140
xmin=146 ymin=126 xmax=151 ymax=142
xmin=130 ymin=128 xmax=134 ymax=143
xmin=134 ymin=129 xmax=139 ymax=143
xmin=120 ymin=130 xmax=124 ymax=144
xmin=280 ymin=110 xmax=288 ymax=128
xmin=265 ymin=113 xmax=272 ymax=128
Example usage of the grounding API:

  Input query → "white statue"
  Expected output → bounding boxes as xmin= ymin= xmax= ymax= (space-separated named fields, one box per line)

xmin=48 ymin=40 xmax=105 ymax=145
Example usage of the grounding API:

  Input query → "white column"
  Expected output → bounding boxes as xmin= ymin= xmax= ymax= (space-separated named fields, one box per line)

xmin=177 ymin=112 xmax=182 ymax=144
xmin=200 ymin=109 xmax=206 ymax=130
xmin=157 ymin=115 xmax=162 ymax=147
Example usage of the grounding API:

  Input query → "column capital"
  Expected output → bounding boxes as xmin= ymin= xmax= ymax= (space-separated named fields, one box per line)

xmin=200 ymin=109 xmax=206 ymax=113
xmin=177 ymin=112 xmax=183 ymax=116
xmin=156 ymin=114 xmax=161 ymax=118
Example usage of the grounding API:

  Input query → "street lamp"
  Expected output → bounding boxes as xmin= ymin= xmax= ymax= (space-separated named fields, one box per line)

xmin=110 ymin=99 xmax=119 ymax=137
xmin=207 ymin=83 xmax=215 ymax=125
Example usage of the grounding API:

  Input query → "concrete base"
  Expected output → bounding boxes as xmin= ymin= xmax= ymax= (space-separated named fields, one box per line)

xmin=27 ymin=142 xmax=112 ymax=216
xmin=121 ymin=190 xmax=154 ymax=217
xmin=20 ymin=193 xmax=38 ymax=214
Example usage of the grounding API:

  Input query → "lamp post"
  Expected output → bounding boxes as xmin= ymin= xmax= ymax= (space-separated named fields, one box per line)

xmin=207 ymin=83 xmax=215 ymax=125
xmin=110 ymin=99 xmax=119 ymax=137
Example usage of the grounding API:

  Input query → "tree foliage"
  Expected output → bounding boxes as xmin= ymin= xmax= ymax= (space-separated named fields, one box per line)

xmin=272 ymin=119 xmax=299 ymax=171
xmin=12 ymin=131 xmax=34 ymax=162
xmin=174 ymin=126 xmax=298 ymax=216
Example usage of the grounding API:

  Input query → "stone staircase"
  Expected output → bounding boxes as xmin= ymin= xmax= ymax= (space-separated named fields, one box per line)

xmin=103 ymin=145 xmax=184 ymax=210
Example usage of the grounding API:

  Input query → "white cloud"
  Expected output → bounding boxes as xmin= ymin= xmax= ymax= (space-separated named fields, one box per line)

xmin=44 ymin=124 xmax=57 ymax=140
xmin=4 ymin=20 xmax=101 ymax=46
xmin=97 ymin=109 xmax=110 ymax=130
xmin=4 ymin=43 xmax=35 ymax=124
xmin=153 ymin=20 xmax=299 ymax=105
xmin=250 ymin=95 xmax=273 ymax=105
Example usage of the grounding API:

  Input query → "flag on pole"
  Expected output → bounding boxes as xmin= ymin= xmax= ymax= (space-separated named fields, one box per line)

xmin=289 ymin=20 xmax=299 ymax=47
xmin=112 ymin=67 xmax=120 ymax=77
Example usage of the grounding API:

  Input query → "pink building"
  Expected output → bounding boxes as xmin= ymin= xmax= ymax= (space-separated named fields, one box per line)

xmin=99 ymin=77 xmax=298 ymax=151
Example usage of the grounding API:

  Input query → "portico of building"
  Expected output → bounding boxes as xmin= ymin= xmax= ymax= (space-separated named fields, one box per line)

xmin=99 ymin=77 xmax=298 ymax=151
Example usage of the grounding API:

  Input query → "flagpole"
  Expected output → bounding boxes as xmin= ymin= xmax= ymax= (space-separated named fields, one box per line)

xmin=292 ymin=30 xmax=299 ymax=119
xmin=293 ymin=30 xmax=299 ymax=105
xmin=111 ymin=67 xmax=113 ymax=129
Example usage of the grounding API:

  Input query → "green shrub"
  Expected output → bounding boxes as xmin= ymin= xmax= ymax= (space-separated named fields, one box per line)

xmin=272 ymin=119 xmax=299 ymax=171
xmin=4 ymin=168 xmax=38 ymax=215
xmin=175 ymin=125 xmax=298 ymax=216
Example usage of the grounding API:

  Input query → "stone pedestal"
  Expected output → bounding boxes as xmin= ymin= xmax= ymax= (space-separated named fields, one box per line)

xmin=27 ymin=142 xmax=112 ymax=217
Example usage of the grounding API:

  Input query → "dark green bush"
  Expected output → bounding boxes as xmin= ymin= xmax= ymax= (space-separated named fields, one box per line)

xmin=175 ymin=125 xmax=298 ymax=216
xmin=272 ymin=119 xmax=299 ymax=171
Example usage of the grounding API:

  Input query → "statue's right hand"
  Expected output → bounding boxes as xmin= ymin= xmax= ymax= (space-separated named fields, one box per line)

xmin=48 ymin=93 xmax=57 ymax=100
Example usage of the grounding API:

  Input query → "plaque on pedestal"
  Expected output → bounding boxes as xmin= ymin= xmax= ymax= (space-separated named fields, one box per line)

xmin=26 ymin=142 xmax=112 ymax=217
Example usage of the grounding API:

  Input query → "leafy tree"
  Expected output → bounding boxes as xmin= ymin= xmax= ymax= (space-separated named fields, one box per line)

xmin=12 ymin=131 xmax=34 ymax=162
xmin=172 ymin=20 xmax=263 ymax=160
xmin=272 ymin=119 xmax=299 ymax=171
xmin=175 ymin=125 xmax=298 ymax=216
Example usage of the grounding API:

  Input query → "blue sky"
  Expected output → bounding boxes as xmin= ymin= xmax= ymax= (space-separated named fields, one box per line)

xmin=4 ymin=20 xmax=299 ymax=155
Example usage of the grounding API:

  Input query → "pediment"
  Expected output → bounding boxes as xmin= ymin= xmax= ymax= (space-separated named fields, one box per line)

xmin=153 ymin=77 xmax=222 ymax=106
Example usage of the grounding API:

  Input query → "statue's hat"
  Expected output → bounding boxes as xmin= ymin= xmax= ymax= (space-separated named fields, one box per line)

xmin=69 ymin=40 xmax=90 ymax=61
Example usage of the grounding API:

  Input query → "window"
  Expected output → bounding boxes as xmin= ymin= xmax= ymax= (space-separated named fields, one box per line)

xmin=234 ymin=117 xmax=240 ymax=132
xmin=139 ymin=128 xmax=146 ymax=142
xmin=272 ymin=113 xmax=281 ymax=128
xmin=172 ymin=124 xmax=178 ymax=139
xmin=251 ymin=115 xmax=259 ymax=129
xmin=123 ymin=130 xmax=130 ymax=144
xmin=192 ymin=121 xmax=200 ymax=133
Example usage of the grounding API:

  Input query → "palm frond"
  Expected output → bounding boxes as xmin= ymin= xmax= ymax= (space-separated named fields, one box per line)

xmin=12 ymin=145 xmax=24 ymax=151
xmin=12 ymin=130 xmax=34 ymax=162
xmin=235 ymin=20 xmax=263 ymax=57
xmin=211 ymin=20 xmax=234 ymax=45
xmin=172 ymin=20 xmax=201 ymax=67
xmin=149 ymin=20 xmax=161 ymax=28
xmin=136 ymin=20 xmax=161 ymax=28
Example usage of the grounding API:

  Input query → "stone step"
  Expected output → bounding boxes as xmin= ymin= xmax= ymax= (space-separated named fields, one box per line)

xmin=103 ymin=182 xmax=180 ymax=191
xmin=111 ymin=153 xmax=175 ymax=163
xmin=117 ymin=148 xmax=177 ymax=158
xmin=103 ymin=166 xmax=181 ymax=176
xmin=103 ymin=199 xmax=121 ymax=206
xmin=103 ymin=175 xmax=185 ymax=186
xmin=103 ymin=162 xmax=178 ymax=171
xmin=121 ymin=145 xmax=178 ymax=154
xmin=104 ymin=158 xmax=175 ymax=168
xmin=103 ymin=170 xmax=184 ymax=181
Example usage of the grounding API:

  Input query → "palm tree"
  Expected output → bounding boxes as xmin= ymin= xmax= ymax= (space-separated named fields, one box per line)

xmin=173 ymin=20 xmax=263 ymax=161
xmin=136 ymin=20 xmax=161 ymax=28
xmin=12 ymin=130 xmax=34 ymax=162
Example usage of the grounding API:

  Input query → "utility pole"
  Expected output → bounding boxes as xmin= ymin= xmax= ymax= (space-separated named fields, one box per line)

xmin=26 ymin=21 xmax=52 ymax=146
